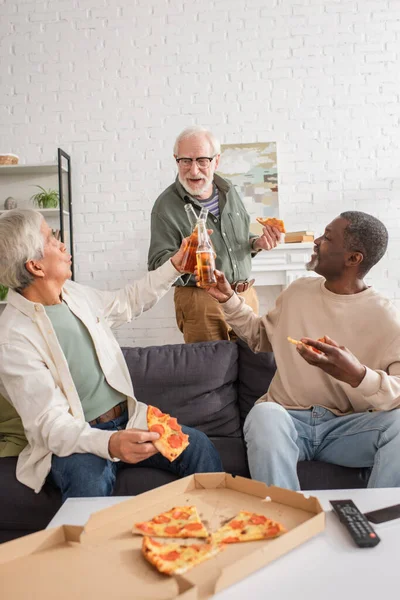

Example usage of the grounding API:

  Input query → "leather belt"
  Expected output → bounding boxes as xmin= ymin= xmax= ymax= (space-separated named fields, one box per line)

xmin=89 ymin=400 xmax=128 ymax=426
xmin=230 ymin=279 xmax=255 ymax=294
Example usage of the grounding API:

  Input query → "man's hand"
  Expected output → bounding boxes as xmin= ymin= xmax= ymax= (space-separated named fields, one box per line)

xmin=194 ymin=268 xmax=234 ymax=303
xmin=108 ymin=429 xmax=160 ymax=463
xmin=295 ymin=335 xmax=367 ymax=388
xmin=253 ymin=225 xmax=282 ymax=251
xmin=170 ymin=237 xmax=191 ymax=273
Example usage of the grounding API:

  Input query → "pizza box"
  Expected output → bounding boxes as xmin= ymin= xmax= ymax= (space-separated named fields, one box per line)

xmin=0 ymin=473 xmax=325 ymax=599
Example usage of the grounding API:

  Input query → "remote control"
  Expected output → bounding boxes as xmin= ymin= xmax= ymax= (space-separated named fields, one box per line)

xmin=330 ymin=499 xmax=381 ymax=548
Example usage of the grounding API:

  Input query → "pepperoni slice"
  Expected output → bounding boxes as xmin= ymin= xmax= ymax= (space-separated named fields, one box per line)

xmin=150 ymin=424 xmax=165 ymax=436
xmin=221 ymin=536 xmax=240 ymax=544
xmin=182 ymin=522 xmax=203 ymax=531
xmin=149 ymin=538 xmax=162 ymax=547
xmin=164 ymin=525 xmax=181 ymax=535
xmin=230 ymin=520 xmax=245 ymax=530
xmin=168 ymin=417 xmax=180 ymax=431
xmin=136 ymin=523 xmax=155 ymax=533
xmin=168 ymin=434 xmax=184 ymax=448
xmin=150 ymin=406 xmax=164 ymax=418
xmin=152 ymin=514 xmax=171 ymax=524
xmin=249 ymin=515 xmax=267 ymax=525
xmin=172 ymin=510 xmax=189 ymax=520
xmin=266 ymin=525 xmax=280 ymax=536
xmin=160 ymin=550 xmax=181 ymax=561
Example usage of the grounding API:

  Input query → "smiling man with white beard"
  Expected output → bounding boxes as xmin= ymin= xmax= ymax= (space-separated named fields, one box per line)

xmin=199 ymin=211 xmax=400 ymax=491
xmin=148 ymin=126 xmax=281 ymax=343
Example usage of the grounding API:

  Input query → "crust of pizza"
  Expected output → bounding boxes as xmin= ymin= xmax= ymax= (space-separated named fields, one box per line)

xmin=147 ymin=405 xmax=189 ymax=462
xmin=133 ymin=505 xmax=209 ymax=538
xmin=256 ymin=217 xmax=286 ymax=233
xmin=142 ymin=536 xmax=222 ymax=575
xmin=287 ymin=336 xmax=325 ymax=354
xmin=212 ymin=510 xmax=287 ymax=545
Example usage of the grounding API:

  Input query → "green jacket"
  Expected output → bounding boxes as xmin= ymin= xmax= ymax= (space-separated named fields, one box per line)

xmin=148 ymin=174 xmax=258 ymax=286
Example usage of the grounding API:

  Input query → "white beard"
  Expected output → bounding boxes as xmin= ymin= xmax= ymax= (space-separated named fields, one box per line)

xmin=179 ymin=174 xmax=212 ymax=198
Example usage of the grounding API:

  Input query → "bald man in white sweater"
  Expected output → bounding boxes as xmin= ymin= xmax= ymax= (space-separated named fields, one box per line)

xmin=200 ymin=211 xmax=400 ymax=490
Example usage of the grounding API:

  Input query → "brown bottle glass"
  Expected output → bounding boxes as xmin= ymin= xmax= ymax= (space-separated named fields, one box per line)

xmin=180 ymin=204 xmax=199 ymax=273
xmin=196 ymin=210 xmax=217 ymax=288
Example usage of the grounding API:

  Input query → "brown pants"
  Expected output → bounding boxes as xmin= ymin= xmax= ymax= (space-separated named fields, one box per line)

xmin=174 ymin=286 xmax=259 ymax=343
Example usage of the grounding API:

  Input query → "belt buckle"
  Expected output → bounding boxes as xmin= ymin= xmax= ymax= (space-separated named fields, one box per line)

xmin=233 ymin=279 xmax=248 ymax=293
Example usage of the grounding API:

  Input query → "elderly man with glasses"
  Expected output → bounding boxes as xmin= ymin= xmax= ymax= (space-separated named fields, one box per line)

xmin=148 ymin=126 xmax=281 ymax=343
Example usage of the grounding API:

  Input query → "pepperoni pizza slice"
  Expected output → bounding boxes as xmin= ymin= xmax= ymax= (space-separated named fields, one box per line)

xmin=212 ymin=510 xmax=287 ymax=545
xmin=133 ymin=505 xmax=209 ymax=539
xmin=142 ymin=536 xmax=222 ymax=575
xmin=147 ymin=405 xmax=189 ymax=462
xmin=256 ymin=217 xmax=286 ymax=233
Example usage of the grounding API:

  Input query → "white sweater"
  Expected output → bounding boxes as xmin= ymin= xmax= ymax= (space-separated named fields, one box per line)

xmin=222 ymin=276 xmax=400 ymax=415
xmin=0 ymin=260 xmax=180 ymax=492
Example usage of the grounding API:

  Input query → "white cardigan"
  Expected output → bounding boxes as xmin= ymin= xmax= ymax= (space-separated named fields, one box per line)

xmin=0 ymin=260 xmax=180 ymax=493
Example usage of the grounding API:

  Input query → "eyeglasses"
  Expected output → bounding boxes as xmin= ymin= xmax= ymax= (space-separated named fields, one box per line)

xmin=176 ymin=156 xmax=216 ymax=168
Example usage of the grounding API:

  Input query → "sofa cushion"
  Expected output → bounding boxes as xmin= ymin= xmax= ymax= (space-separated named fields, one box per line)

xmin=236 ymin=339 xmax=276 ymax=424
xmin=122 ymin=341 xmax=241 ymax=437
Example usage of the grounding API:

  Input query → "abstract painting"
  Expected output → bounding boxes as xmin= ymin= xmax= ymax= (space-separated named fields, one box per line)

xmin=217 ymin=142 xmax=279 ymax=234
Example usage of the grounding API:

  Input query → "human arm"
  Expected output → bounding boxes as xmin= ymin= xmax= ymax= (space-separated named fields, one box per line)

xmin=0 ymin=341 xmax=162 ymax=462
xmin=75 ymin=237 xmax=189 ymax=328
xmin=296 ymin=335 xmax=400 ymax=411
xmin=199 ymin=269 xmax=281 ymax=353
xmin=0 ymin=342 xmax=118 ymax=459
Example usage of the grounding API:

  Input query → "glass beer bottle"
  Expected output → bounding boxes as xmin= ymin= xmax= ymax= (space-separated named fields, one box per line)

xmin=180 ymin=204 xmax=199 ymax=273
xmin=196 ymin=209 xmax=217 ymax=288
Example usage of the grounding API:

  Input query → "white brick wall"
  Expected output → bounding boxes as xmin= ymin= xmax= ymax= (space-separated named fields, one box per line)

xmin=1 ymin=0 xmax=400 ymax=347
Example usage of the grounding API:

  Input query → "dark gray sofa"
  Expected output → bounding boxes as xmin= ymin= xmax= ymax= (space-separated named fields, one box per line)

xmin=0 ymin=340 xmax=370 ymax=543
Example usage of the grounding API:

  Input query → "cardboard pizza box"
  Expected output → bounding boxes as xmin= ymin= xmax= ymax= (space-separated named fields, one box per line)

xmin=0 ymin=473 xmax=325 ymax=599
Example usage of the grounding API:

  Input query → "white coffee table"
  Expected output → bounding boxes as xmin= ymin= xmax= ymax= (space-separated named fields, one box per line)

xmin=47 ymin=488 xmax=400 ymax=599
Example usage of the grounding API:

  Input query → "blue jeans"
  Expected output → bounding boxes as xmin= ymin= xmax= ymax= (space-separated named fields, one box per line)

xmin=50 ymin=412 xmax=223 ymax=502
xmin=244 ymin=402 xmax=400 ymax=490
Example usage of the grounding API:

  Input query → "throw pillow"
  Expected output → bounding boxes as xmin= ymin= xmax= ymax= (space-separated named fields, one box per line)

xmin=0 ymin=392 xmax=28 ymax=457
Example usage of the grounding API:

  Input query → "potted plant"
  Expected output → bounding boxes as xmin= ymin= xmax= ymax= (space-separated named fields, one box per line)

xmin=0 ymin=284 xmax=8 ymax=301
xmin=30 ymin=185 xmax=59 ymax=209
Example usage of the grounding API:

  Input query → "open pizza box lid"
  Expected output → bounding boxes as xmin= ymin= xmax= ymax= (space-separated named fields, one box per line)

xmin=0 ymin=473 xmax=325 ymax=599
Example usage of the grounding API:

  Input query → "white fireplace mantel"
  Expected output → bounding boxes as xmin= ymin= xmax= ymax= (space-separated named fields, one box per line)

xmin=250 ymin=242 xmax=315 ymax=288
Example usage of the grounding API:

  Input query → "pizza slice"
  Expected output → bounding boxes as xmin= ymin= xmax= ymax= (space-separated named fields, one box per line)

xmin=256 ymin=217 xmax=286 ymax=233
xmin=133 ymin=505 xmax=209 ymax=538
xmin=147 ymin=405 xmax=189 ymax=462
xmin=212 ymin=510 xmax=287 ymax=545
xmin=287 ymin=336 xmax=326 ymax=355
xmin=142 ymin=536 xmax=222 ymax=575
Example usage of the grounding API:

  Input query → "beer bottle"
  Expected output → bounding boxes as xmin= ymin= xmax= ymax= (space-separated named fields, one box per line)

xmin=196 ymin=208 xmax=217 ymax=288
xmin=180 ymin=204 xmax=199 ymax=273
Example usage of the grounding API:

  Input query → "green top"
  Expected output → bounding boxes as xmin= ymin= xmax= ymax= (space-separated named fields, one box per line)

xmin=148 ymin=174 xmax=258 ymax=286
xmin=0 ymin=392 xmax=27 ymax=458
xmin=45 ymin=302 xmax=127 ymax=423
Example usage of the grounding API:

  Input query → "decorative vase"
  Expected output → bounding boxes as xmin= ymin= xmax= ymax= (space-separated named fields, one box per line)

xmin=4 ymin=197 xmax=17 ymax=210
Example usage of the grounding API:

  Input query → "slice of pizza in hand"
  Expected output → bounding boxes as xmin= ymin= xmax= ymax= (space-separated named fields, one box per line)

xmin=287 ymin=336 xmax=326 ymax=355
xmin=147 ymin=405 xmax=189 ymax=462
xmin=212 ymin=510 xmax=287 ymax=545
xmin=134 ymin=505 xmax=209 ymax=538
xmin=256 ymin=217 xmax=286 ymax=233
xmin=142 ymin=536 xmax=223 ymax=576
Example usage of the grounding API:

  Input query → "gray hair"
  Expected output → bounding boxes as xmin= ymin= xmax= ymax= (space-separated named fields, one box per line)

xmin=173 ymin=126 xmax=221 ymax=156
xmin=340 ymin=211 xmax=388 ymax=276
xmin=0 ymin=209 xmax=44 ymax=291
